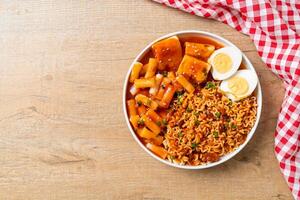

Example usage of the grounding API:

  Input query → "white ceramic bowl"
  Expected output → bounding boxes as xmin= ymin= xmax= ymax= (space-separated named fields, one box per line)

xmin=123 ymin=30 xmax=262 ymax=169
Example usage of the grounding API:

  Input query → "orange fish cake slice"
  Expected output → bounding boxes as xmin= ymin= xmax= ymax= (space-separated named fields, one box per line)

xmin=152 ymin=36 xmax=182 ymax=71
xmin=177 ymin=55 xmax=211 ymax=83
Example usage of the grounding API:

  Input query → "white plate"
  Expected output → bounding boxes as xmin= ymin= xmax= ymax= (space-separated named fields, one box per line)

xmin=123 ymin=30 xmax=262 ymax=169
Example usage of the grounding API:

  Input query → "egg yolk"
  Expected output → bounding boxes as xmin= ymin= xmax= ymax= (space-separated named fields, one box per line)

xmin=228 ymin=76 xmax=249 ymax=96
xmin=213 ymin=53 xmax=232 ymax=74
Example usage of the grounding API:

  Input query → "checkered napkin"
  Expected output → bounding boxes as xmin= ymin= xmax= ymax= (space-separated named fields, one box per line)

xmin=152 ymin=0 xmax=300 ymax=198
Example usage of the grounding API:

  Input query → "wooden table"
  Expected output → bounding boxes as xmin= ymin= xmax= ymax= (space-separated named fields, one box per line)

xmin=0 ymin=1 xmax=292 ymax=199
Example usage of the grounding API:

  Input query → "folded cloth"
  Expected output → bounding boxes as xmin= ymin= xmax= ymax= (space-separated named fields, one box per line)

xmin=152 ymin=0 xmax=300 ymax=198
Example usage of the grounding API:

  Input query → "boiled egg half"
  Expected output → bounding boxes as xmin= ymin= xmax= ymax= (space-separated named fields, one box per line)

xmin=208 ymin=46 xmax=242 ymax=80
xmin=220 ymin=69 xmax=258 ymax=101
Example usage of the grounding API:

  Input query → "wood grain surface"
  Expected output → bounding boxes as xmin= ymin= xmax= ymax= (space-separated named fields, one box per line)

xmin=0 ymin=0 xmax=292 ymax=199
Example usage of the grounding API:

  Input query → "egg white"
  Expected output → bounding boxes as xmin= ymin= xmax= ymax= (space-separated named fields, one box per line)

xmin=220 ymin=69 xmax=258 ymax=101
xmin=208 ymin=46 xmax=242 ymax=80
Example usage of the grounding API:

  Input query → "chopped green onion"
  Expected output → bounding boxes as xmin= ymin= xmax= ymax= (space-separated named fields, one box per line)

xmin=193 ymin=111 xmax=200 ymax=117
xmin=178 ymin=131 xmax=183 ymax=138
xmin=191 ymin=142 xmax=198 ymax=149
xmin=146 ymin=99 xmax=152 ymax=106
xmin=215 ymin=112 xmax=221 ymax=118
xmin=156 ymin=121 xmax=161 ymax=127
xmin=231 ymin=123 xmax=237 ymax=129
xmin=194 ymin=119 xmax=200 ymax=126
xmin=186 ymin=107 xmax=192 ymax=113
xmin=205 ymin=82 xmax=215 ymax=89
xmin=162 ymin=119 xmax=168 ymax=126
xmin=213 ymin=131 xmax=219 ymax=138
xmin=177 ymin=95 xmax=183 ymax=105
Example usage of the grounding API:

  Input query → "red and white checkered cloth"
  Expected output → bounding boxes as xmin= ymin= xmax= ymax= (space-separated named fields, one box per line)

xmin=152 ymin=0 xmax=300 ymax=198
